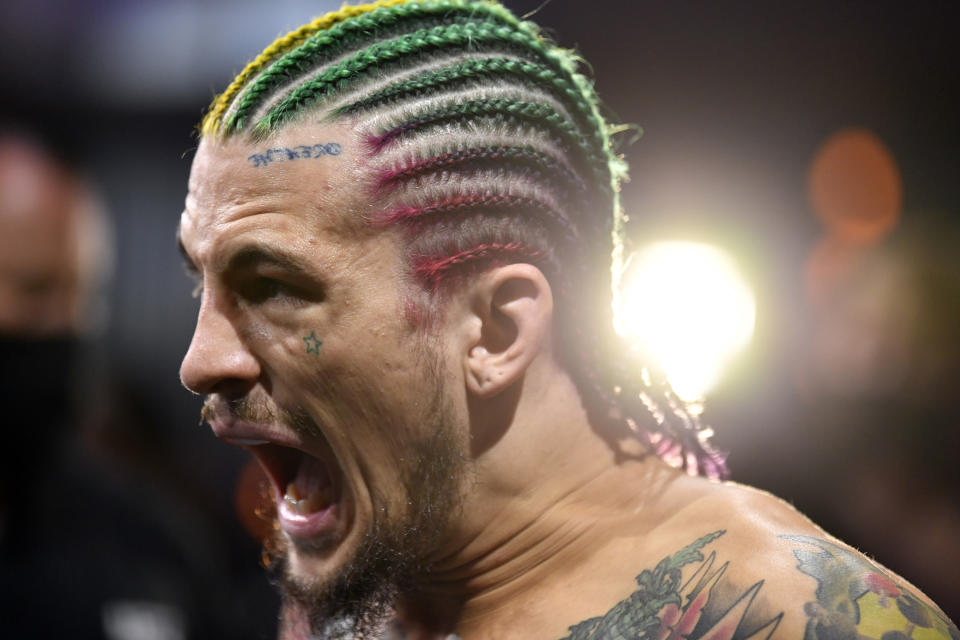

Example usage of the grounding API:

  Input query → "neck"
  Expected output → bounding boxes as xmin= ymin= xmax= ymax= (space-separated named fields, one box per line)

xmin=401 ymin=365 xmax=685 ymax=637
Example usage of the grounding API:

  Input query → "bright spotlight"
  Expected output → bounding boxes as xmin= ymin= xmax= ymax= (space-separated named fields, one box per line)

xmin=615 ymin=241 xmax=756 ymax=402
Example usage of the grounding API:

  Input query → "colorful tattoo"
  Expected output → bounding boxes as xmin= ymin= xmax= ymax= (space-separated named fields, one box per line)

xmin=247 ymin=143 xmax=342 ymax=167
xmin=302 ymin=331 xmax=322 ymax=355
xmin=560 ymin=530 xmax=783 ymax=640
xmin=782 ymin=535 xmax=958 ymax=640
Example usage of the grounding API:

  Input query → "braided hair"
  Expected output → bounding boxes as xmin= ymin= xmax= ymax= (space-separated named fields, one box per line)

xmin=201 ymin=0 xmax=727 ymax=479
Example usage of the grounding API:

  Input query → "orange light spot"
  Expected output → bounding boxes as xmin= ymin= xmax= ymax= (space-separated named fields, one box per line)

xmin=808 ymin=128 xmax=902 ymax=245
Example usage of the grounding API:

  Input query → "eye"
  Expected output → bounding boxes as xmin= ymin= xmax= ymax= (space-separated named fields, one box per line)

xmin=239 ymin=276 xmax=297 ymax=305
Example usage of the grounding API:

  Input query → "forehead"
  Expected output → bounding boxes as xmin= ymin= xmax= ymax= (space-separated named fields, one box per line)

xmin=181 ymin=121 xmax=375 ymax=256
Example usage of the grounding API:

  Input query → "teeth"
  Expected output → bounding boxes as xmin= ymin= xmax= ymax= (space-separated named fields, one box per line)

xmin=286 ymin=482 xmax=301 ymax=501
xmin=283 ymin=482 xmax=331 ymax=515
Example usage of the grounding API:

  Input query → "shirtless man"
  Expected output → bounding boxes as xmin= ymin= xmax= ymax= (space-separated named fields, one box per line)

xmin=177 ymin=1 xmax=958 ymax=637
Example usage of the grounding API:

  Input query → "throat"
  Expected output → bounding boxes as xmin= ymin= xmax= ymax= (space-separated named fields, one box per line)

xmin=424 ymin=501 xmax=608 ymax=617
xmin=416 ymin=462 xmax=682 ymax=634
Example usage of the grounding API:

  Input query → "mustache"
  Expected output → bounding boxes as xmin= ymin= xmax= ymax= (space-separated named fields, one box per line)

xmin=200 ymin=395 xmax=317 ymax=436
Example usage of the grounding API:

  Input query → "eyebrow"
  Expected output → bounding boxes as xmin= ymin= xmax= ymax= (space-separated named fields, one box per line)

xmin=176 ymin=232 xmax=316 ymax=279
xmin=224 ymin=244 xmax=314 ymax=276
xmin=177 ymin=234 xmax=199 ymax=274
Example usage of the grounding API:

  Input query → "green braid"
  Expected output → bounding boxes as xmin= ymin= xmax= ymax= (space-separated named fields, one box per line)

xmin=335 ymin=57 xmax=609 ymax=160
xmin=244 ymin=21 xmax=548 ymax=133
xmin=223 ymin=0 xmax=624 ymax=193
xmin=226 ymin=0 xmax=522 ymax=133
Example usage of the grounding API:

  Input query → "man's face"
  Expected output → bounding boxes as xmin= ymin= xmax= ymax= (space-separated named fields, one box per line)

xmin=178 ymin=122 xmax=469 ymax=626
xmin=0 ymin=139 xmax=86 ymax=335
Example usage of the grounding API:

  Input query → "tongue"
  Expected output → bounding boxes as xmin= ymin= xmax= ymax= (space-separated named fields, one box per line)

xmin=283 ymin=455 xmax=332 ymax=515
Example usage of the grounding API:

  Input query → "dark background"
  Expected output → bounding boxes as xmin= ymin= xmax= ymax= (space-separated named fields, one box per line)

xmin=2 ymin=0 xmax=957 ymax=630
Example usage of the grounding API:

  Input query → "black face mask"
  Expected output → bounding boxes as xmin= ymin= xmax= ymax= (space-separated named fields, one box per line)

xmin=0 ymin=334 xmax=81 ymax=552
xmin=0 ymin=334 xmax=80 ymax=456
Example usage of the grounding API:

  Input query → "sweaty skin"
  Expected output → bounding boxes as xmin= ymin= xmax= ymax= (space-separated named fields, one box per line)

xmin=180 ymin=122 xmax=956 ymax=639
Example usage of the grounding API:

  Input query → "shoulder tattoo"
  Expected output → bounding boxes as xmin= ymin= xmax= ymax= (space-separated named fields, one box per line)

xmin=782 ymin=535 xmax=958 ymax=640
xmin=560 ymin=530 xmax=783 ymax=640
xmin=558 ymin=532 xmax=958 ymax=640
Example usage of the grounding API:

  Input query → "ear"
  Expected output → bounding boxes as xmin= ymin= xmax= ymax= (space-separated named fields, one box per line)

xmin=463 ymin=263 xmax=553 ymax=398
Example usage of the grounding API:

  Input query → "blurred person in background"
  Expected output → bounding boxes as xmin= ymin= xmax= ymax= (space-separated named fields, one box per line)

xmin=177 ymin=1 xmax=959 ymax=638
xmin=0 ymin=130 xmax=239 ymax=639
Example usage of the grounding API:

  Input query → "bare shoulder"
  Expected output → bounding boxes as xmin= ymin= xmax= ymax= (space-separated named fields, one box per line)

xmin=557 ymin=478 xmax=958 ymax=640
xmin=711 ymin=482 xmax=956 ymax=640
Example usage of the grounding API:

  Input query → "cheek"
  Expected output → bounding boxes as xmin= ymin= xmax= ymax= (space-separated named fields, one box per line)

xmin=267 ymin=323 xmax=374 ymax=398
xmin=245 ymin=323 xmax=329 ymax=394
xmin=280 ymin=328 xmax=332 ymax=383
xmin=240 ymin=318 xmax=277 ymax=344
xmin=263 ymin=306 xmax=424 ymax=409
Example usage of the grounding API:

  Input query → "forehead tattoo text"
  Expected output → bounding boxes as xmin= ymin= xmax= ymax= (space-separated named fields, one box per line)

xmin=247 ymin=142 xmax=342 ymax=168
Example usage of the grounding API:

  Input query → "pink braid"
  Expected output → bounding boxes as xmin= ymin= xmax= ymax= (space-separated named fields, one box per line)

xmin=414 ymin=242 xmax=544 ymax=289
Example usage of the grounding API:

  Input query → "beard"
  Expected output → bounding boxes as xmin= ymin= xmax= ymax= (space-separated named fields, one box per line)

xmin=258 ymin=346 xmax=468 ymax=639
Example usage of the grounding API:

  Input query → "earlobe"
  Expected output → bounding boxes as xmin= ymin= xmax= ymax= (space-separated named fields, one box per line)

xmin=464 ymin=264 xmax=553 ymax=399
xmin=465 ymin=345 xmax=495 ymax=396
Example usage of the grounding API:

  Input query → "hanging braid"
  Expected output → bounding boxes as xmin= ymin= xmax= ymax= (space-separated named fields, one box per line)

xmin=201 ymin=0 xmax=727 ymax=479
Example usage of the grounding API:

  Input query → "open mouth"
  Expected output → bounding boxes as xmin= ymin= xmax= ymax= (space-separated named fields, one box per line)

xmin=241 ymin=440 xmax=345 ymax=544
xmin=203 ymin=398 xmax=350 ymax=549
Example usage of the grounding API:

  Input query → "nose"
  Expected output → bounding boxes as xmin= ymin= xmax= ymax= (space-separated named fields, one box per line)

xmin=180 ymin=293 xmax=260 ymax=396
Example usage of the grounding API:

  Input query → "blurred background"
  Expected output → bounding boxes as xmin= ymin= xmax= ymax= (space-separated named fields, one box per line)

xmin=0 ymin=0 xmax=956 ymax=636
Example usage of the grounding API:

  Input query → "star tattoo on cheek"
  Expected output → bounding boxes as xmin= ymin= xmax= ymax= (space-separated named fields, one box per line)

xmin=303 ymin=331 xmax=323 ymax=355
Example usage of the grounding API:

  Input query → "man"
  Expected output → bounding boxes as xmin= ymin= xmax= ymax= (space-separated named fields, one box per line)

xmin=0 ymin=132 xmax=226 ymax=639
xmin=178 ymin=1 xmax=958 ymax=638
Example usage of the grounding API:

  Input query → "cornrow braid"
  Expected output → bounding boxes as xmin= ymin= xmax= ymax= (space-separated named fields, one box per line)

xmin=226 ymin=3 xmax=525 ymax=134
xmin=414 ymin=242 xmax=544 ymax=289
xmin=336 ymin=56 xmax=614 ymax=177
xmin=202 ymin=0 xmax=411 ymax=137
xmin=221 ymin=2 xmax=625 ymax=195
xmin=245 ymin=21 xmax=550 ymax=133
xmin=200 ymin=0 xmax=727 ymax=479
xmin=380 ymin=193 xmax=575 ymax=240
xmin=377 ymin=145 xmax=587 ymax=199
xmin=368 ymin=97 xmax=609 ymax=190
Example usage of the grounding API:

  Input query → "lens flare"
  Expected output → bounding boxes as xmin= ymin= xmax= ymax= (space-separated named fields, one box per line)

xmin=615 ymin=241 xmax=756 ymax=402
